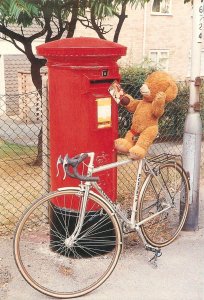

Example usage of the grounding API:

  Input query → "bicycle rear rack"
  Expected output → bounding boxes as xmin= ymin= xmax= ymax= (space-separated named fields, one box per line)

xmin=144 ymin=153 xmax=183 ymax=174
xmin=146 ymin=153 xmax=182 ymax=165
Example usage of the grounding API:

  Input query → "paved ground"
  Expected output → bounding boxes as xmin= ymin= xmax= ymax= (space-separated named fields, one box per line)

xmin=0 ymin=186 xmax=204 ymax=300
xmin=0 ymin=115 xmax=40 ymax=146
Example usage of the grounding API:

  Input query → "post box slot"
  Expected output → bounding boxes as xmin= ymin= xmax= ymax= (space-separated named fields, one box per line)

xmin=90 ymin=79 xmax=116 ymax=85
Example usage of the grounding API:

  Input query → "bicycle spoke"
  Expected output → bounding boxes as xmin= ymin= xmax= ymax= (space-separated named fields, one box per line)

xmin=139 ymin=162 xmax=189 ymax=247
xmin=14 ymin=189 xmax=122 ymax=298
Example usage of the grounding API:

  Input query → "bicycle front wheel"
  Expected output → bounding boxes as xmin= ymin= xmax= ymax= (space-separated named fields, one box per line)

xmin=14 ymin=188 xmax=122 ymax=299
xmin=138 ymin=162 xmax=189 ymax=247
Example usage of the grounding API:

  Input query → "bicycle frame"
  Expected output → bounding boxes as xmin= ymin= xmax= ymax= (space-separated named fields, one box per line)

xmin=14 ymin=151 xmax=189 ymax=298
xmin=92 ymin=158 xmax=143 ymax=228
xmin=92 ymin=157 xmax=171 ymax=229
xmin=59 ymin=152 xmax=172 ymax=245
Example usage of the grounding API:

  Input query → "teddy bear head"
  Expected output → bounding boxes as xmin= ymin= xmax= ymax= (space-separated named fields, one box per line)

xmin=140 ymin=71 xmax=178 ymax=103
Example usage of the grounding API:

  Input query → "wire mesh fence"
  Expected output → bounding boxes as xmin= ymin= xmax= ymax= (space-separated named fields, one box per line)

xmin=118 ymin=80 xmax=204 ymax=205
xmin=0 ymin=89 xmax=49 ymax=234
xmin=0 ymin=80 xmax=203 ymax=235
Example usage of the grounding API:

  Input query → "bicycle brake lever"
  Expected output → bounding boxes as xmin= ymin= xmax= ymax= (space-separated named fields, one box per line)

xmin=56 ymin=155 xmax=63 ymax=177
xmin=63 ymin=154 xmax=69 ymax=180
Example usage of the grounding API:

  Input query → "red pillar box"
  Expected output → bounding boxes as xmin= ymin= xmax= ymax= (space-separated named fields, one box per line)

xmin=37 ymin=37 xmax=126 ymax=198
xmin=37 ymin=37 xmax=126 ymax=256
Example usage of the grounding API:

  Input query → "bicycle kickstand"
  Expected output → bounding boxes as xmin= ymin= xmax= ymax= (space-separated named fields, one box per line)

xmin=145 ymin=245 xmax=162 ymax=268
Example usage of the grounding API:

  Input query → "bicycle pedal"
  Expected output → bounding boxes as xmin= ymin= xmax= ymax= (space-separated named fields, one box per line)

xmin=149 ymin=254 xmax=158 ymax=268
xmin=145 ymin=245 xmax=162 ymax=255
xmin=145 ymin=245 xmax=162 ymax=267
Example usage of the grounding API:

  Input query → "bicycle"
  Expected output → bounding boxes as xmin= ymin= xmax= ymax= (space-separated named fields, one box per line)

xmin=14 ymin=151 xmax=189 ymax=299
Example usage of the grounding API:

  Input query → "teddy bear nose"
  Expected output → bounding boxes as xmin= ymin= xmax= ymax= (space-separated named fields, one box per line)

xmin=140 ymin=84 xmax=150 ymax=96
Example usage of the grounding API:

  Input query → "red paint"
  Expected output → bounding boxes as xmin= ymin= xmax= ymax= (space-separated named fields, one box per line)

xmin=37 ymin=37 xmax=126 ymax=208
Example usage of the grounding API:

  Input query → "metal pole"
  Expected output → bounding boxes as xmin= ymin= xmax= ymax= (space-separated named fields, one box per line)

xmin=182 ymin=0 xmax=203 ymax=231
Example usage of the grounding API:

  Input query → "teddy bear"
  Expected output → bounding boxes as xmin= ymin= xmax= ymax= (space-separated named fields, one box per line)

xmin=115 ymin=71 xmax=178 ymax=159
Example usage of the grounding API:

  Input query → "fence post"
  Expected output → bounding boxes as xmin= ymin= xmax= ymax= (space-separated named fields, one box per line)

xmin=182 ymin=0 xmax=203 ymax=230
xmin=41 ymin=75 xmax=50 ymax=194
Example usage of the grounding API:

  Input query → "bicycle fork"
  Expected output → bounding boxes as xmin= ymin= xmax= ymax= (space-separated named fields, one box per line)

xmin=64 ymin=184 xmax=91 ymax=248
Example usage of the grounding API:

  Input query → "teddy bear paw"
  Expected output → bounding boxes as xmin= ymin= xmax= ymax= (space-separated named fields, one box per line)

xmin=129 ymin=145 xmax=147 ymax=160
xmin=115 ymin=138 xmax=133 ymax=153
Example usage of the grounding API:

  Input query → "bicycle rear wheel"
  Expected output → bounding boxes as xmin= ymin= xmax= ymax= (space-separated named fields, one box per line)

xmin=138 ymin=162 xmax=189 ymax=247
xmin=14 ymin=188 xmax=122 ymax=299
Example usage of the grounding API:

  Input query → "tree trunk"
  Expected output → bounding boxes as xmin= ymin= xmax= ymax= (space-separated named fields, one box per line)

xmin=30 ymin=59 xmax=46 ymax=166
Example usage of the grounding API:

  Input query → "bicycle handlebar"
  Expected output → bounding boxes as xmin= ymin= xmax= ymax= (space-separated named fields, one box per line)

xmin=57 ymin=153 xmax=99 ymax=182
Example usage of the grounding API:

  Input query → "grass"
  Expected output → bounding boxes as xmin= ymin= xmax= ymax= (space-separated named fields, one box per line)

xmin=0 ymin=139 xmax=37 ymax=160
xmin=0 ymin=139 xmax=41 ymax=234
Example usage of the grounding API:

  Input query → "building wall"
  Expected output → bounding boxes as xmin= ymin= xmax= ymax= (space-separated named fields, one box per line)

xmin=75 ymin=1 xmax=201 ymax=80
xmin=0 ymin=37 xmax=44 ymax=115
xmin=4 ymin=55 xmax=31 ymax=115
xmin=144 ymin=0 xmax=193 ymax=79
xmin=75 ymin=5 xmax=146 ymax=66
xmin=0 ymin=0 xmax=202 ymax=116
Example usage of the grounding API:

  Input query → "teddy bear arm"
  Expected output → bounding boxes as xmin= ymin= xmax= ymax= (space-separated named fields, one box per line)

xmin=151 ymin=93 xmax=166 ymax=118
xmin=124 ymin=94 xmax=140 ymax=113
xmin=152 ymin=103 xmax=165 ymax=118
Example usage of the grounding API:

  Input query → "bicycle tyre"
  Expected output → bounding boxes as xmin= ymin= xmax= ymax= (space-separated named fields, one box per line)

xmin=138 ymin=162 xmax=189 ymax=247
xmin=14 ymin=188 xmax=122 ymax=299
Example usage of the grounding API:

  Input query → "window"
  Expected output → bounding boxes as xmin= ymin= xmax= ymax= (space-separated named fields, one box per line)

xmin=151 ymin=0 xmax=172 ymax=15
xmin=149 ymin=50 xmax=169 ymax=71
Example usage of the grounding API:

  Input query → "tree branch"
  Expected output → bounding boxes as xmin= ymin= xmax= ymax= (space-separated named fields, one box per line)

xmin=90 ymin=9 xmax=106 ymax=39
xmin=45 ymin=18 xmax=66 ymax=42
xmin=0 ymin=25 xmax=26 ymax=43
xmin=20 ymin=26 xmax=25 ymax=37
xmin=78 ymin=15 xmax=92 ymax=28
xmin=78 ymin=14 xmax=112 ymax=36
xmin=28 ymin=24 xmax=48 ymax=42
xmin=11 ymin=38 xmax=26 ymax=54
xmin=28 ymin=7 xmax=52 ymax=42
xmin=113 ymin=2 xmax=128 ymax=42
xmin=47 ymin=28 xmax=66 ymax=42
xmin=44 ymin=21 xmax=53 ymax=42
xmin=0 ymin=35 xmax=26 ymax=54
xmin=67 ymin=0 xmax=79 ymax=38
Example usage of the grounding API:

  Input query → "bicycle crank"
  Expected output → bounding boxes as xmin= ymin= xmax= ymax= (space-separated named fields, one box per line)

xmin=145 ymin=245 xmax=162 ymax=268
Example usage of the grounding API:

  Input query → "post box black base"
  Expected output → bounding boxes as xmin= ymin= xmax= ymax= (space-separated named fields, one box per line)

xmin=49 ymin=203 xmax=116 ymax=258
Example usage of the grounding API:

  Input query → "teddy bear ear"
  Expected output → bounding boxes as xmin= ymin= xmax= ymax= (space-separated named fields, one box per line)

xmin=165 ymin=81 xmax=178 ymax=103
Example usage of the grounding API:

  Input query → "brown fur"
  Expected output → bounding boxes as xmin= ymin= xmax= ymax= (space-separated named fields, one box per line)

xmin=115 ymin=71 xmax=178 ymax=159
